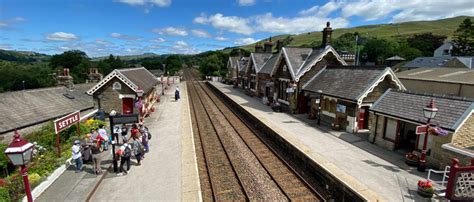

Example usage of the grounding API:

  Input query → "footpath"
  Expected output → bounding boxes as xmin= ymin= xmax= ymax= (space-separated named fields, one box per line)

xmin=35 ymin=83 xmax=200 ymax=201
xmin=210 ymin=82 xmax=443 ymax=201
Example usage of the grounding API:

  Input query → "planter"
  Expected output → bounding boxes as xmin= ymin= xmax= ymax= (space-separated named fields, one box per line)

xmin=417 ymin=187 xmax=434 ymax=198
xmin=405 ymin=158 xmax=418 ymax=167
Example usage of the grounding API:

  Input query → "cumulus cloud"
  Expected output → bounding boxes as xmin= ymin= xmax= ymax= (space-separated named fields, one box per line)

xmin=194 ymin=13 xmax=254 ymax=35
xmin=191 ymin=29 xmax=212 ymax=38
xmin=172 ymin=40 xmax=200 ymax=54
xmin=46 ymin=32 xmax=79 ymax=41
xmin=116 ymin=0 xmax=171 ymax=7
xmin=152 ymin=27 xmax=188 ymax=36
xmin=234 ymin=38 xmax=258 ymax=45
xmin=110 ymin=32 xmax=142 ymax=40
xmin=238 ymin=0 xmax=255 ymax=6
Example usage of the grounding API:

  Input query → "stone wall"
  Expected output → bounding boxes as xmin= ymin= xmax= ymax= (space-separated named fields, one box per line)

xmin=369 ymin=114 xmax=396 ymax=150
xmin=452 ymin=113 xmax=474 ymax=148
xmin=94 ymin=78 xmax=136 ymax=114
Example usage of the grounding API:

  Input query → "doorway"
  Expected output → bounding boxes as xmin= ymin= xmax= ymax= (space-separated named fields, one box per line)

xmin=358 ymin=107 xmax=369 ymax=129
xmin=396 ymin=122 xmax=417 ymax=151
xmin=122 ymin=98 xmax=134 ymax=114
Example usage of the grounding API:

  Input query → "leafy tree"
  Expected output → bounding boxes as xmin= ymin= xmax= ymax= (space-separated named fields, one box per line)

xmin=199 ymin=54 xmax=224 ymax=76
xmin=396 ymin=40 xmax=423 ymax=61
xmin=0 ymin=61 xmax=55 ymax=92
xmin=333 ymin=33 xmax=358 ymax=53
xmin=452 ymin=18 xmax=474 ymax=56
xmin=361 ymin=38 xmax=399 ymax=64
xmin=49 ymin=50 xmax=88 ymax=69
xmin=407 ymin=33 xmax=447 ymax=56
xmin=164 ymin=55 xmax=182 ymax=75
xmin=229 ymin=48 xmax=251 ymax=57
xmin=142 ymin=60 xmax=163 ymax=70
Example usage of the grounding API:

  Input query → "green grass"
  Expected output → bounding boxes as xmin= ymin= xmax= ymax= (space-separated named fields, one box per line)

xmin=242 ymin=16 xmax=473 ymax=50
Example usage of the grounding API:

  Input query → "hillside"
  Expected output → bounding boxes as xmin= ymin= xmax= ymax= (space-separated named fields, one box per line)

xmin=0 ymin=49 xmax=50 ymax=62
xmin=241 ymin=16 xmax=474 ymax=50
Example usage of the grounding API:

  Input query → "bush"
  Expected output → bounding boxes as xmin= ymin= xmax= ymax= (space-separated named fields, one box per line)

xmin=0 ymin=187 xmax=10 ymax=202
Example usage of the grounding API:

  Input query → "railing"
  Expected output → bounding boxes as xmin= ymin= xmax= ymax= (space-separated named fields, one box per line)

xmin=427 ymin=165 xmax=450 ymax=187
xmin=445 ymin=158 xmax=474 ymax=200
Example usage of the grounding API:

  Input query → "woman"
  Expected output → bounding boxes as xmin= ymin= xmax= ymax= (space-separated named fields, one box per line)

xmin=131 ymin=137 xmax=143 ymax=166
xmin=130 ymin=124 xmax=139 ymax=140
xmin=90 ymin=139 xmax=102 ymax=174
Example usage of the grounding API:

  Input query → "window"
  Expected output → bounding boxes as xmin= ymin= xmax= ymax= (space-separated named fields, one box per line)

xmin=113 ymin=82 xmax=122 ymax=90
xmin=283 ymin=65 xmax=287 ymax=72
xmin=278 ymin=80 xmax=289 ymax=101
xmin=250 ymin=75 xmax=256 ymax=90
xmin=384 ymin=118 xmax=398 ymax=141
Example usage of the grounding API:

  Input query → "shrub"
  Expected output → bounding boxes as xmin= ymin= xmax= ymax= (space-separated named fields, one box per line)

xmin=0 ymin=187 xmax=10 ymax=202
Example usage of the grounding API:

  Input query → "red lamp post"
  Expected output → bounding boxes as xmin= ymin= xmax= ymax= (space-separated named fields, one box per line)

xmin=136 ymin=89 xmax=144 ymax=122
xmin=4 ymin=131 xmax=35 ymax=202
xmin=418 ymin=99 xmax=438 ymax=172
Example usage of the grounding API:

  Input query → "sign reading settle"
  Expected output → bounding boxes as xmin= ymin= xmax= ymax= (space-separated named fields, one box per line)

xmin=54 ymin=111 xmax=81 ymax=134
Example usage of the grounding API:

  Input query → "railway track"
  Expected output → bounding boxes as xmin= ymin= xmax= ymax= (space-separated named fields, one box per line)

xmin=185 ymin=69 xmax=323 ymax=201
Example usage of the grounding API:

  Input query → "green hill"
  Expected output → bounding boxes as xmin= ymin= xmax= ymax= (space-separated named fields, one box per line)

xmin=0 ymin=49 xmax=51 ymax=62
xmin=241 ymin=16 xmax=474 ymax=51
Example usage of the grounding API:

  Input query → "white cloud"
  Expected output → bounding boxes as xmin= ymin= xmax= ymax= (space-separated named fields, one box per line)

xmin=0 ymin=17 xmax=26 ymax=29
xmin=300 ymin=2 xmax=341 ymax=17
xmin=194 ymin=13 xmax=254 ymax=35
xmin=46 ymin=32 xmax=79 ymax=41
xmin=234 ymin=38 xmax=258 ymax=45
xmin=338 ymin=0 xmax=474 ymax=22
xmin=172 ymin=40 xmax=200 ymax=54
xmin=152 ymin=27 xmax=188 ymax=36
xmin=109 ymin=32 xmax=142 ymax=40
xmin=255 ymin=13 xmax=348 ymax=34
xmin=215 ymin=36 xmax=229 ymax=41
xmin=150 ymin=38 xmax=166 ymax=43
xmin=191 ymin=29 xmax=212 ymax=38
xmin=95 ymin=39 xmax=114 ymax=46
xmin=116 ymin=0 xmax=171 ymax=7
xmin=238 ymin=0 xmax=255 ymax=6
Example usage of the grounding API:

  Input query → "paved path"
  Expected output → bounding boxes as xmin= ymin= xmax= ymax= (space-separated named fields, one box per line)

xmin=211 ymin=82 xmax=441 ymax=201
xmin=91 ymin=82 xmax=200 ymax=201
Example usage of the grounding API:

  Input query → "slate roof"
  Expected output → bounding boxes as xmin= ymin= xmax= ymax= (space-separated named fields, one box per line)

xmin=0 ymin=83 xmax=95 ymax=134
xmin=118 ymin=67 xmax=157 ymax=93
xmin=397 ymin=68 xmax=474 ymax=85
xmin=302 ymin=66 xmax=401 ymax=102
xmin=87 ymin=67 xmax=157 ymax=95
xmin=259 ymin=53 xmax=279 ymax=74
xmin=402 ymin=56 xmax=474 ymax=69
xmin=228 ymin=57 xmax=239 ymax=70
xmin=238 ymin=57 xmax=250 ymax=73
xmin=282 ymin=47 xmax=312 ymax=78
xmin=456 ymin=57 xmax=474 ymax=69
xmin=371 ymin=90 xmax=474 ymax=131
xmin=250 ymin=53 xmax=273 ymax=73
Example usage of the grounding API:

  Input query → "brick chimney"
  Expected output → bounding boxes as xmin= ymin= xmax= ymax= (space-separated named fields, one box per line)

xmin=321 ymin=21 xmax=333 ymax=48
xmin=276 ymin=40 xmax=283 ymax=53
xmin=255 ymin=43 xmax=264 ymax=53
xmin=87 ymin=68 xmax=103 ymax=83
xmin=56 ymin=68 xmax=74 ymax=88
xmin=264 ymin=37 xmax=274 ymax=53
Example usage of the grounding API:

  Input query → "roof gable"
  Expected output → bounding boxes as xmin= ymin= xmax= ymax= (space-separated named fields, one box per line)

xmin=250 ymin=53 xmax=272 ymax=73
xmin=259 ymin=53 xmax=279 ymax=75
xmin=87 ymin=67 xmax=157 ymax=95
xmin=282 ymin=47 xmax=312 ymax=79
xmin=295 ymin=46 xmax=347 ymax=81
xmin=370 ymin=90 xmax=474 ymax=131
xmin=302 ymin=66 xmax=404 ymax=103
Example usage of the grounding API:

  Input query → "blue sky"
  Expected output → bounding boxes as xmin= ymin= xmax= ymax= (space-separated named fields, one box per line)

xmin=1 ymin=0 xmax=473 ymax=57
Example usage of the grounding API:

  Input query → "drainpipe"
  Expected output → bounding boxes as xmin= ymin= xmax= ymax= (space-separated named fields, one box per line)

xmin=371 ymin=113 xmax=379 ymax=144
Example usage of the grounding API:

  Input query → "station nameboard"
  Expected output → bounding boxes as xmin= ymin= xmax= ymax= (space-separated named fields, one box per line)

xmin=54 ymin=111 xmax=80 ymax=134
xmin=111 ymin=114 xmax=139 ymax=125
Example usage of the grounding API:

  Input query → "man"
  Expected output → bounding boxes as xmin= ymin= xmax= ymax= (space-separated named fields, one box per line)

xmin=98 ymin=125 xmax=109 ymax=151
xmin=118 ymin=141 xmax=132 ymax=176
xmin=121 ymin=124 xmax=128 ymax=143
xmin=113 ymin=125 xmax=121 ymax=144
xmin=175 ymin=86 xmax=180 ymax=101
xmin=72 ymin=140 xmax=83 ymax=173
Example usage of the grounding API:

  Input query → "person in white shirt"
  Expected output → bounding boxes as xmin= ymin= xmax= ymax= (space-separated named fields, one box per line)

xmin=98 ymin=125 xmax=109 ymax=151
xmin=72 ymin=140 xmax=83 ymax=173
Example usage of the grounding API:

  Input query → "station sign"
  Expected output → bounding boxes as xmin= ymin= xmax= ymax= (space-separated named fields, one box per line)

xmin=416 ymin=125 xmax=428 ymax=135
xmin=54 ymin=111 xmax=80 ymax=134
xmin=110 ymin=114 xmax=139 ymax=125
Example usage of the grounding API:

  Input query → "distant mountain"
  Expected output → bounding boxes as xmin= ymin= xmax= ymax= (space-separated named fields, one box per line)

xmin=0 ymin=49 xmax=51 ymax=62
xmin=240 ymin=15 xmax=474 ymax=51
xmin=91 ymin=52 xmax=161 ymax=61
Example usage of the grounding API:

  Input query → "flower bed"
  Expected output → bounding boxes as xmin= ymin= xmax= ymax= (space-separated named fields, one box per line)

xmin=405 ymin=151 xmax=419 ymax=167
xmin=0 ymin=119 xmax=105 ymax=201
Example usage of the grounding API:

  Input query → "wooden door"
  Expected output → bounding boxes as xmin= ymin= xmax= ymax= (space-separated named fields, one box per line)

xmin=122 ymin=98 xmax=134 ymax=114
xmin=358 ymin=108 xmax=366 ymax=129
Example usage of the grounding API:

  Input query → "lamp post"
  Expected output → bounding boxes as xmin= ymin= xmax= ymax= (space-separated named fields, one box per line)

xmin=136 ymin=89 xmax=144 ymax=122
xmin=4 ymin=131 xmax=35 ymax=202
xmin=418 ymin=99 xmax=438 ymax=172
xmin=317 ymin=90 xmax=323 ymax=125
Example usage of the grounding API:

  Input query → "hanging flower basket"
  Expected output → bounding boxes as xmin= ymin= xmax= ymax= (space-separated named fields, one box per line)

xmin=417 ymin=180 xmax=434 ymax=198
xmin=405 ymin=151 xmax=419 ymax=166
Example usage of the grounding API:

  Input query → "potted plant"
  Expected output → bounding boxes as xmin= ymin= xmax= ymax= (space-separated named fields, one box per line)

xmin=405 ymin=151 xmax=419 ymax=166
xmin=417 ymin=180 xmax=434 ymax=197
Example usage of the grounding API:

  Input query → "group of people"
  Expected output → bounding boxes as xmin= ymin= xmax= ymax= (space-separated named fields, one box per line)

xmin=71 ymin=123 xmax=152 ymax=176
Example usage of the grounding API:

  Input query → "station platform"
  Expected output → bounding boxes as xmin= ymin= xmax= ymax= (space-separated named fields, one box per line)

xmin=35 ymin=83 xmax=200 ymax=201
xmin=209 ymin=82 xmax=438 ymax=201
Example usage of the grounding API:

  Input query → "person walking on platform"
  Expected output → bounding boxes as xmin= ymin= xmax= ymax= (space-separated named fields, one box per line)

xmin=130 ymin=124 xmax=139 ymax=139
xmin=98 ymin=125 xmax=109 ymax=151
xmin=131 ymin=137 xmax=143 ymax=166
xmin=118 ymin=141 xmax=132 ymax=176
xmin=113 ymin=125 xmax=121 ymax=144
xmin=72 ymin=140 xmax=83 ymax=173
xmin=121 ymin=124 xmax=128 ymax=143
xmin=91 ymin=140 xmax=102 ymax=175
xmin=175 ymin=86 xmax=180 ymax=101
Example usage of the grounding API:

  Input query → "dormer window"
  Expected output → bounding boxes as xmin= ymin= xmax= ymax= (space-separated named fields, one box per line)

xmin=113 ymin=82 xmax=122 ymax=90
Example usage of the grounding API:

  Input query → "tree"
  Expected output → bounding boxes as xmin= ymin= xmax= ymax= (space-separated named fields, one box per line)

xmin=49 ymin=50 xmax=88 ymax=69
xmin=452 ymin=18 xmax=474 ymax=56
xmin=407 ymin=33 xmax=447 ymax=56
xmin=361 ymin=38 xmax=399 ymax=64
xmin=199 ymin=54 xmax=224 ymax=76
xmin=164 ymin=55 xmax=182 ymax=75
